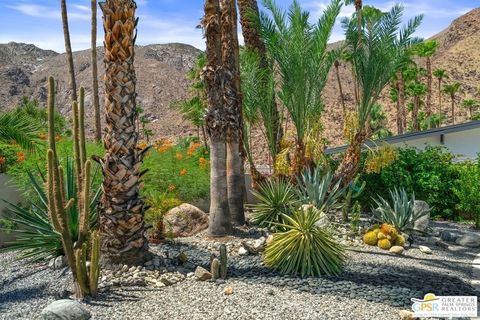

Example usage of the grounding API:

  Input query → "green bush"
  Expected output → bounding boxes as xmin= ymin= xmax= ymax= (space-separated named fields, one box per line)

xmin=264 ymin=208 xmax=346 ymax=277
xmin=359 ymin=146 xmax=459 ymax=219
xmin=453 ymin=161 xmax=480 ymax=228
xmin=0 ymin=142 xmax=20 ymax=173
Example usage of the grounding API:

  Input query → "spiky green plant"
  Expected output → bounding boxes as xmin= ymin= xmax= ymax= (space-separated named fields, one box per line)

xmin=0 ymin=159 xmax=101 ymax=261
xmin=248 ymin=178 xmax=299 ymax=228
xmin=0 ymin=112 xmax=44 ymax=152
xmin=372 ymin=187 xmax=430 ymax=231
xmin=297 ymin=167 xmax=346 ymax=213
xmin=264 ymin=208 xmax=346 ymax=277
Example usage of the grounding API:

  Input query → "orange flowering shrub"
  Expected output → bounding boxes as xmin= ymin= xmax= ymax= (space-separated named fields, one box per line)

xmin=179 ymin=168 xmax=187 ymax=176
xmin=187 ymin=142 xmax=202 ymax=156
xmin=199 ymin=157 xmax=208 ymax=169
xmin=156 ymin=139 xmax=173 ymax=154
xmin=137 ymin=141 xmax=148 ymax=150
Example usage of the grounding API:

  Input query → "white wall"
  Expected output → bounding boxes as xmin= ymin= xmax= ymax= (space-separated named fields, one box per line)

xmin=390 ymin=128 xmax=480 ymax=161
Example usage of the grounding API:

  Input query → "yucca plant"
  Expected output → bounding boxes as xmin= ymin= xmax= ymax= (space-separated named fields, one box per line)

xmin=248 ymin=178 xmax=299 ymax=228
xmin=0 ymin=158 xmax=101 ymax=261
xmin=297 ymin=167 xmax=346 ymax=214
xmin=372 ymin=187 xmax=430 ymax=232
xmin=264 ymin=208 xmax=346 ymax=277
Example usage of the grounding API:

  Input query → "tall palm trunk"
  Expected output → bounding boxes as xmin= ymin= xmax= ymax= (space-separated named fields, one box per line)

xmin=335 ymin=130 xmax=366 ymax=186
xmin=450 ymin=94 xmax=455 ymax=124
xmin=412 ymin=96 xmax=420 ymax=132
xmin=334 ymin=60 xmax=346 ymax=116
xmin=354 ymin=0 xmax=362 ymax=45
xmin=222 ymin=0 xmax=245 ymax=225
xmin=61 ymin=0 xmax=77 ymax=102
xmin=204 ymin=0 xmax=232 ymax=236
xmin=397 ymin=70 xmax=406 ymax=134
xmin=438 ymin=78 xmax=443 ymax=117
xmin=237 ymin=0 xmax=283 ymax=171
xmin=98 ymin=0 xmax=149 ymax=265
xmin=425 ymin=57 xmax=432 ymax=117
xmin=91 ymin=0 xmax=102 ymax=142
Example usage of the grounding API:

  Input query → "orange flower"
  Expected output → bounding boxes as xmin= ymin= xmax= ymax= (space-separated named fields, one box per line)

xmin=16 ymin=151 xmax=26 ymax=162
xmin=168 ymin=184 xmax=176 ymax=192
xmin=0 ymin=157 xmax=6 ymax=165
xmin=175 ymin=152 xmax=184 ymax=160
xmin=55 ymin=135 xmax=63 ymax=142
xmin=179 ymin=168 xmax=187 ymax=176
xmin=187 ymin=142 xmax=202 ymax=156
xmin=156 ymin=139 xmax=173 ymax=153
xmin=137 ymin=141 xmax=147 ymax=150
xmin=199 ymin=157 xmax=208 ymax=168
xmin=38 ymin=132 xmax=47 ymax=140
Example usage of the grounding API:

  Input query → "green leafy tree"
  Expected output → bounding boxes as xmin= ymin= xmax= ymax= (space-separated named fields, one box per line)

xmin=406 ymin=81 xmax=427 ymax=132
xmin=259 ymin=0 xmax=342 ymax=174
xmin=453 ymin=162 xmax=480 ymax=228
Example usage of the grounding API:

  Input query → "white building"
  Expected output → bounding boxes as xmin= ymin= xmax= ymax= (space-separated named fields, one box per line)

xmin=325 ymin=121 xmax=480 ymax=161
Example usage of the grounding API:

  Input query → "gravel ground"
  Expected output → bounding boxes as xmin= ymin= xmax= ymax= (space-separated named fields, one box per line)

xmin=1 ymin=221 xmax=479 ymax=320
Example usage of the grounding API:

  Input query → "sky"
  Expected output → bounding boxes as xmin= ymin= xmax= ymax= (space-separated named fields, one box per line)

xmin=0 ymin=0 xmax=477 ymax=53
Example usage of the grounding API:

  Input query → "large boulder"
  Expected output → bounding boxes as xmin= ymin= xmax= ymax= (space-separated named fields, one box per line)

xmin=456 ymin=233 xmax=480 ymax=248
xmin=40 ymin=299 xmax=91 ymax=320
xmin=413 ymin=200 xmax=431 ymax=232
xmin=163 ymin=204 xmax=208 ymax=237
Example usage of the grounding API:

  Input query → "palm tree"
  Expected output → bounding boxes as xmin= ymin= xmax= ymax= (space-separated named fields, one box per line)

xmin=221 ymin=0 xmax=245 ymax=226
xmin=260 ymin=0 xmax=342 ymax=175
xmin=345 ymin=0 xmax=363 ymax=44
xmin=334 ymin=59 xmax=346 ymax=116
xmin=91 ymin=0 xmax=102 ymax=142
xmin=415 ymin=40 xmax=438 ymax=117
xmin=406 ymin=81 xmax=427 ymax=132
xmin=443 ymin=82 xmax=461 ymax=125
xmin=396 ymin=70 xmax=407 ymax=133
xmin=462 ymin=99 xmax=479 ymax=119
xmin=60 ymin=0 xmax=77 ymax=102
xmin=203 ymin=0 xmax=232 ymax=236
xmin=0 ymin=112 xmax=43 ymax=151
xmin=336 ymin=5 xmax=423 ymax=186
xmin=237 ymin=0 xmax=283 ymax=170
xmin=98 ymin=0 xmax=149 ymax=265
xmin=433 ymin=68 xmax=448 ymax=117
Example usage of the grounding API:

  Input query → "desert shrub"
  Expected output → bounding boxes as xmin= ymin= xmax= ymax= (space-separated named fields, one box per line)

xmin=372 ymin=187 xmax=430 ymax=232
xmin=453 ymin=161 xmax=480 ymax=228
xmin=264 ymin=208 xmax=346 ymax=277
xmin=359 ymin=146 xmax=459 ymax=219
xmin=144 ymin=192 xmax=182 ymax=240
xmin=248 ymin=178 xmax=299 ymax=228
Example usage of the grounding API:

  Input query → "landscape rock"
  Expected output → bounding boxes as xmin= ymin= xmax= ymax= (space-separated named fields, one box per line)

xmin=163 ymin=204 xmax=208 ymax=237
xmin=389 ymin=246 xmax=404 ymax=255
xmin=253 ymin=237 xmax=266 ymax=251
xmin=194 ymin=266 xmax=212 ymax=281
xmin=224 ymin=287 xmax=233 ymax=295
xmin=398 ymin=309 xmax=416 ymax=320
xmin=456 ymin=233 xmax=480 ymax=248
xmin=266 ymin=234 xmax=274 ymax=245
xmin=418 ymin=245 xmax=432 ymax=254
xmin=413 ymin=201 xmax=430 ymax=232
xmin=238 ymin=247 xmax=248 ymax=256
xmin=48 ymin=256 xmax=66 ymax=270
xmin=440 ymin=230 xmax=458 ymax=242
xmin=40 ymin=299 xmax=91 ymax=320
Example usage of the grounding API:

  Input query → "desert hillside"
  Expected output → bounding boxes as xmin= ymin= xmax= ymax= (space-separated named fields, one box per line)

xmin=0 ymin=7 xmax=479 ymax=149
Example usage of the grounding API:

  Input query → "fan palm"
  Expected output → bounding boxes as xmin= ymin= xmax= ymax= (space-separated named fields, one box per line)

xmin=259 ymin=0 xmax=342 ymax=174
xmin=415 ymin=40 xmax=438 ymax=117
xmin=462 ymin=99 xmax=479 ymax=119
xmin=433 ymin=68 xmax=448 ymax=117
xmin=443 ymin=82 xmax=461 ymax=124
xmin=335 ymin=5 xmax=423 ymax=186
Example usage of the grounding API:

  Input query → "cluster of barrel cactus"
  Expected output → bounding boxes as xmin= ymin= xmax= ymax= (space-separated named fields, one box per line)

xmin=363 ymin=223 xmax=405 ymax=250
xmin=46 ymin=76 xmax=100 ymax=298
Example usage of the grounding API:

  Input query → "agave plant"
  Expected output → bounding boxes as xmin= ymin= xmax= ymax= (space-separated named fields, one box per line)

xmin=297 ymin=167 xmax=346 ymax=213
xmin=0 ymin=158 xmax=101 ymax=261
xmin=248 ymin=178 xmax=299 ymax=228
xmin=372 ymin=187 xmax=430 ymax=232
xmin=264 ymin=208 xmax=346 ymax=277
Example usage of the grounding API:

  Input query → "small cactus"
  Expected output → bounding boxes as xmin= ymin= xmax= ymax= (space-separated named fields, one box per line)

xmin=219 ymin=244 xmax=227 ymax=279
xmin=395 ymin=234 xmax=406 ymax=247
xmin=211 ymin=258 xmax=220 ymax=280
xmin=363 ymin=231 xmax=378 ymax=246
xmin=378 ymin=238 xmax=392 ymax=250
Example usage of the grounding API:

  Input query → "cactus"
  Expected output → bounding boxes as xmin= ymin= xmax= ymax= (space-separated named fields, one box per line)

xmin=342 ymin=176 xmax=366 ymax=222
xmin=377 ymin=238 xmax=392 ymax=250
xmin=211 ymin=258 xmax=220 ymax=280
xmin=363 ymin=231 xmax=378 ymax=246
xmin=219 ymin=244 xmax=227 ymax=279
xmin=394 ymin=234 xmax=406 ymax=247
xmin=46 ymin=76 xmax=100 ymax=299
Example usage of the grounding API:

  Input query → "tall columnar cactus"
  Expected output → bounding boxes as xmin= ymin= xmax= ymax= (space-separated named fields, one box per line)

xmin=219 ymin=244 xmax=228 ymax=279
xmin=46 ymin=76 xmax=100 ymax=298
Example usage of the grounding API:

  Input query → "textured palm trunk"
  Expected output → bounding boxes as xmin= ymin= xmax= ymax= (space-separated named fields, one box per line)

xmin=355 ymin=0 xmax=363 ymax=45
xmin=91 ymin=0 xmax=102 ymax=142
xmin=426 ymin=57 xmax=432 ymax=117
xmin=221 ymin=0 xmax=245 ymax=226
xmin=98 ymin=0 xmax=149 ymax=265
xmin=334 ymin=60 xmax=346 ymax=116
xmin=61 ymin=0 xmax=77 ymax=102
xmin=237 ymin=0 xmax=283 ymax=167
xmin=412 ymin=96 xmax=420 ymax=132
xmin=438 ymin=78 xmax=443 ymax=117
xmin=352 ymin=64 xmax=359 ymax=106
xmin=397 ymin=70 xmax=406 ymax=134
xmin=204 ymin=0 xmax=232 ymax=236
xmin=335 ymin=130 xmax=366 ymax=187
xmin=451 ymin=95 xmax=455 ymax=124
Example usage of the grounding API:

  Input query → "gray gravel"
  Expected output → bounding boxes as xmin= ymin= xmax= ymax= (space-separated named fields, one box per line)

xmin=1 ymin=221 xmax=479 ymax=320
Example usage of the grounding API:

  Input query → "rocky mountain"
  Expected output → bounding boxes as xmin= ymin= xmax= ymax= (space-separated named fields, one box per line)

xmin=0 ymin=8 xmax=479 ymax=150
